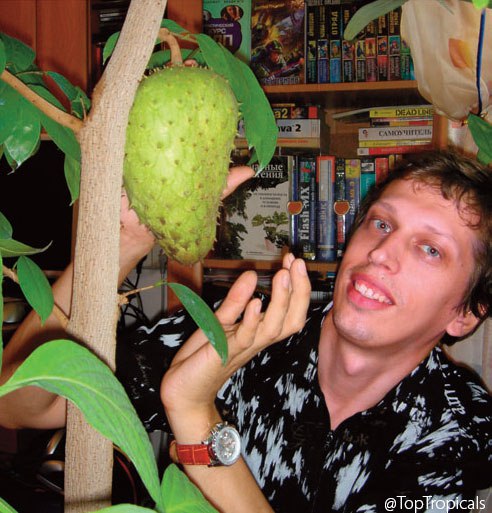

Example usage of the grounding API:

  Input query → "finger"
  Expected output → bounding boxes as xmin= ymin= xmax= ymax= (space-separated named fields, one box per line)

xmin=221 ymin=166 xmax=255 ymax=199
xmin=284 ymin=258 xmax=311 ymax=334
xmin=258 ymin=268 xmax=291 ymax=344
xmin=282 ymin=252 xmax=295 ymax=271
xmin=214 ymin=270 xmax=258 ymax=326
xmin=231 ymin=297 xmax=262 ymax=355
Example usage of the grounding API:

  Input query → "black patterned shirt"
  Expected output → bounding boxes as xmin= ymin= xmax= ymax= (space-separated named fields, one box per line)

xmin=116 ymin=302 xmax=492 ymax=513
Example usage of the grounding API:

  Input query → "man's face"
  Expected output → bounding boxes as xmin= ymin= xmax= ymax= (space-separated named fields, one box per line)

xmin=332 ymin=178 xmax=479 ymax=353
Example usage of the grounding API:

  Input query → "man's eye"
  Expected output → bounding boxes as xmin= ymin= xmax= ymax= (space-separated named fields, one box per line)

xmin=421 ymin=244 xmax=441 ymax=258
xmin=373 ymin=219 xmax=391 ymax=233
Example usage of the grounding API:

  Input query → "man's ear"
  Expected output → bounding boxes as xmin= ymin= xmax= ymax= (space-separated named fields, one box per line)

xmin=446 ymin=308 xmax=482 ymax=339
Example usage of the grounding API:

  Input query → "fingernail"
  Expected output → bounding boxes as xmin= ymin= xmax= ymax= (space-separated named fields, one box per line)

xmin=297 ymin=260 xmax=307 ymax=276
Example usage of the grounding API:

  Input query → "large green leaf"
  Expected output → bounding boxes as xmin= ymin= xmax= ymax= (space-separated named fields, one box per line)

xmin=194 ymin=33 xmax=276 ymax=171
xmin=161 ymin=19 xmax=188 ymax=35
xmin=103 ymin=31 xmax=120 ymax=65
xmin=0 ymin=238 xmax=50 ymax=258
xmin=0 ymin=33 xmax=35 ymax=73
xmin=0 ymin=340 xmax=164 ymax=512
xmin=0 ymin=252 xmax=3 ymax=357
xmin=64 ymin=153 xmax=81 ymax=204
xmin=0 ymin=82 xmax=24 ymax=145
xmin=161 ymin=464 xmax=219 ymax=513
xmin=167 ymin=283 xmax=228 ymax=364
xmin=0 ymin=212 xmax=13 ymax=239
xmin=16 ymin=256 xmax=54 ymax=324
xmin=468 ymin=113 xmax=492 ymax=164
xmin=343 ymin=0 xmax=408 ymax=41
xmin=40 ymin=112 xmax=80 ymax=162
xmin=0 ymin=496 xmax=17 ymax=513
xmin=3 ymin=99 xmax=40 ymax=167
xmin=90 ymin=506 xmax=155 ymax=513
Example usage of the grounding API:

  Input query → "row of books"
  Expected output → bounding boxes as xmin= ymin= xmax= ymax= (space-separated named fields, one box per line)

xmin=203 ymin=0 xmax=413 ymax=87
xmin=307 ymin=0 xmax=412 ymax=84
xmin=214 ymin=151 xmax=407 ymax=264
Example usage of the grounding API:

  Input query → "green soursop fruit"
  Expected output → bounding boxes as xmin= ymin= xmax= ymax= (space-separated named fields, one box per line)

xmin=124 ymin=66 xmax=239 ymax=265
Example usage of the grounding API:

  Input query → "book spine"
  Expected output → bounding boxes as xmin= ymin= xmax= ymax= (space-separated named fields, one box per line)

xmin=358 ymin=139 xmax=432 ymax=148
xmin=357 ymin=144 xmax=433 ymax=156
xmin=272 ymin=104 xmax=321 ymax=119
xmin=400 ymin=38 xmax=413 ymax=80
xmin=374 ymin=156 xmax=389 ymax=183
xmin=341 ymin=0 xmax=356 ymax=83
xmin=358 ymin=126 xmax=433 ymax=141
xmin=297 ymin=156 xmax=317 ymax=260
xmin=360 ymin=156 xmax=376 ymax=201
xmin=369 ymin=105 xmax=434 ymax=117
xmin=317 ymin=1 xmax=329 ymax=84
xmin=334 ymin=157 xmax=349 ymax=257
xmin=370 ymin=117 xmax=433 ymax=127
xmin=376 ymin=12 xmax=388 ymax=81
xmin=305 ymin=0 xmax=319 ymax=84
xmin=344 ymin=158 xmax=361 ymax=238
xmin=388 ymin=7 xmax=401 ymax=81
xmin=355 ymin=38 xmax=366 ymax=83
xmin=328 ymin=0 xmax=342 ymax=83
xmin=364 ymin=12 xmax=377 ymax=82
xmin=289 ymin=155 xmax=300 ymax=252
xmin=277 ymin=119 xmax=321 ymax=138
xmin=316 ymin=155 xmax=336 ymax=261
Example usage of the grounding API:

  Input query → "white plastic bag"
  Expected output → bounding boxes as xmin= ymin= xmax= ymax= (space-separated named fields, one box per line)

xmin=401 ymin=0 xmax=492 ymax=121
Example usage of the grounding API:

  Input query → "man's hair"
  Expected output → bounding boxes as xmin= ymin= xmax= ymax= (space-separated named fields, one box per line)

xmin=351 ymin=150 xmax=491 ymax=344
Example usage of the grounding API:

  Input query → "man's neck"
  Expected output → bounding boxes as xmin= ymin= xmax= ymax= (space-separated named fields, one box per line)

xmin=317 ymin=311 xmax=435 ymax=430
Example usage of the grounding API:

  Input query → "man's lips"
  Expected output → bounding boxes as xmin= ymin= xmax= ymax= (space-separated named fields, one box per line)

xmin=348 ymin=274 xmax=395 ymax=307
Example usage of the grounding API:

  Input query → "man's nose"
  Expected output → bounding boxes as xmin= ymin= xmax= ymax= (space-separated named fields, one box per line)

xmin=367 ymin=234 xmax=401 ymax=273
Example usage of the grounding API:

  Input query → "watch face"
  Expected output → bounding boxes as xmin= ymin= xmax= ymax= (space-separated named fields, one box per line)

xmin=211 ymin=425 xmax=241 ymax=466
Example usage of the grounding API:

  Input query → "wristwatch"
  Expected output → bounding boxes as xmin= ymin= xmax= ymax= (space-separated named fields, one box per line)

xmin=169 ymin=422 xmax=241 ymax=467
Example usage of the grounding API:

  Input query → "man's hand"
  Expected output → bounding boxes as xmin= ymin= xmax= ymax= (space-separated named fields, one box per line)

xmin=160 ymin=252 xmax=311 ymax=438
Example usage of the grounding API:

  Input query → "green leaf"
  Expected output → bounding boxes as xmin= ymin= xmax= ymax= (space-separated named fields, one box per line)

xmin=45 ymin=71 xmax=91 ymax=119
xmin=0 ymin=82 xmax=24 ymax=145
xmin=16 ymin=256 xmax=54 ymax=324
xmin=167 ymin=283 xmax=228 ymax=364
xmin=147 ymin=49 xmax=204 ymax=70
xmin=2 ymin=145 xmax=17 ymax=171
xmin=103 ymin=32 xmax=120 ymax=64
xmin=161 ymin=19 xmax=188 ymax=35
xmin=0 ymin=340 xmax=163 ymax=510
xmin=0 ymin=33 xmax=35 ymax=73
xmin=3 ymin=100 xmax=40 ymax=167
xmin=469 ymin=0 xmax=492 ymax=7
xmin=468 ymin=114 xmax=492 ymax=164
xmin=0 ymin=496 xmax=18 ymax=513
xmin=0 ymin=238 xmax=51 ymax=258
xmin=0 ymin=38 xmax=6 ymax=74
xmin=161 ymin=464 xmax=219 ymax=513
xmin=194 ymin=34 xmax=276 ymax=171
xmin=0 ymin=211 xmax=13 ymax=239
xmin=40 ymin=113 xmax=80 ymax=162
xmin=89 ymin=505 xmax=155 ymax=513
xmin=343 ymin=0 xmax=409 ymax=41
xmin=64 ymin=154 xmax=81 ymax=204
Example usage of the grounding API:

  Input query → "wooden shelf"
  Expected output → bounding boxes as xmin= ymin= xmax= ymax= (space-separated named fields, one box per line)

xmin=263 ymin=81 xmax=424 ymax=109
xmin=204 ymin=258 xmax=338 ymax=274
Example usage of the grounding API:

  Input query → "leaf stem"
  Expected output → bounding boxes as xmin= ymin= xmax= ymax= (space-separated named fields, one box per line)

xmin=2 ymin=264 xmax=69 ymax=328
xmin=158 ymin=28 xmax=183 ymax=65
xmin=0 ymin=69 xmax=84 ymax=133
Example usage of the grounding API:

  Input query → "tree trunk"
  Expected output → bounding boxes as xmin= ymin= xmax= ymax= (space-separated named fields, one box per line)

xmin=64 ymin=1 xmax=167 ymax=511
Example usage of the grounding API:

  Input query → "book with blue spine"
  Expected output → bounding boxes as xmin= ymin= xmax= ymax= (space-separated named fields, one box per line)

xmin=296 ymin=155 xmax=317 ymax=260
xmin=344 ymin=158 xmax=361 ymax=237
xmin=316 ymin=155 xmax=336 ymax=261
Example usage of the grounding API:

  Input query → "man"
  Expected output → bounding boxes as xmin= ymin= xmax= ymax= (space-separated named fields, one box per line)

xmin=1 ymin=151 xmax=491 ymax=512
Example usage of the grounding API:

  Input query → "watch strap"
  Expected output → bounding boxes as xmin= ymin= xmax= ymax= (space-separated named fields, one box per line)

xmin=169 ymin=440 xmax=212 ymax=465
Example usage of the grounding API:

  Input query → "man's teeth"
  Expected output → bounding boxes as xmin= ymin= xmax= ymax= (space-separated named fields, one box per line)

xmin=354 ymin=281 xmax=392 ymax=304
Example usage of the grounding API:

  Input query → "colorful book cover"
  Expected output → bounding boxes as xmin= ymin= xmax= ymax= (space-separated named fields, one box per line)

xmin=369 ymin=105 xmax=434 ymax=118
xmin=400 ymin=38 xmax=412 ymax=80
xmin=251 ymin=0 xmax=305 ymax=85
xmin=215 ymin=155 xmax=293 ymax=260
xmin=296 ymin=155 xmax=317 ymax=260
xmin=388 ymin=7 xmax=401 ymax=81
xmin=334 ymin=157 xmax=350 ymax=258
xmin=272 ymin=103 xmax=321 ymax=119
xmin=317 ymin=1 xmax=329 ymax=84
xmin=374 ymin=156 xmax=389 ymax=183
xmin=203 ymin=0 xmax=252 ymax=63
xmin=344 ymin=158 xmax=361 ymax=237
xmin=316 ymin=155 xmax=336 ymax=261
xmin=328 ymin=0 xmax=342 ymax=83
xmin=360 ymin=157 xmax=376 ymax=201
xmin=355 ymin=38 xmax=366 ymax=82
xmin=305 ymin=0 xmax=319 ymax=84
xmin=376 ymin=12 xmax=388 ymax=81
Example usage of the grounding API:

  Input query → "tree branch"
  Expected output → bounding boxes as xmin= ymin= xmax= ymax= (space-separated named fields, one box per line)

xmin=0 ymin=69 xmax=83 ymax=133
xmin=158 ymin=28 xmax=183 ymax=65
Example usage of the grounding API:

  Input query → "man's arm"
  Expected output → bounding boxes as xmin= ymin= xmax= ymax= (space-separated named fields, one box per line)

xmin=161 ymin=254 xmax=312 ymax=513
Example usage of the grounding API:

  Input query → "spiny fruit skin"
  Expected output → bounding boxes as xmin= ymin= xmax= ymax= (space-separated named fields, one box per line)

xmin=124 ymin=66 xmax=239 ymax=265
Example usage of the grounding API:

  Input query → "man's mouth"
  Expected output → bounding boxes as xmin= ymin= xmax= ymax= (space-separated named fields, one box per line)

xmin=354 ymin=280 xmax=393 ymax=305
